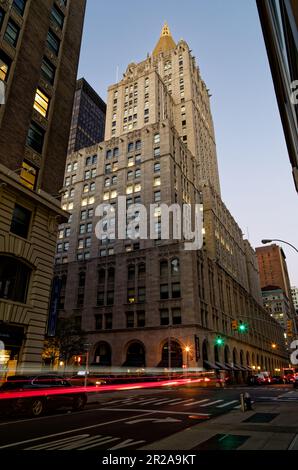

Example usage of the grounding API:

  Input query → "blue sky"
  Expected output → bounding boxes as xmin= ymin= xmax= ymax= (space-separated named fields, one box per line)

xmin=78 ymin=0 xmax=298 ymax=285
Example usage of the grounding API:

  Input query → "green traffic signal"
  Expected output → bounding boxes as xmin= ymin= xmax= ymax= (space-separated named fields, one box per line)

xmin=215 ymin=336 xmax=224 ymax=346
xmin=238 ymin=321 xmax=248 ymax=333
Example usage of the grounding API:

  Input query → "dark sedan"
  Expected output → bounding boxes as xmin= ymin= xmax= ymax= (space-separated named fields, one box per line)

xmin=0 ymin=374 xmax=87 ymax=417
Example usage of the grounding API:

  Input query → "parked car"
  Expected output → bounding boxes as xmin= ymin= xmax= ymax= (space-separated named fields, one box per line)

xmin=270 ymin=375 xmax=284 ymax=384
xmin=70 ymin=372 xmax=107 ymax=387
xmin=293 ymin=374 xmax=298 ymax=389
xmin=248 ymin=373 xmax=271 ymax=385
xmin=0 ymin=374 xmax=87 ymax=417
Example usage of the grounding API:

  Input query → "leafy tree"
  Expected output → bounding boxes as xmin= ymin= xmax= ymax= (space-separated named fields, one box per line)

xmin=43 ymin=316 xmax=86 ymax=366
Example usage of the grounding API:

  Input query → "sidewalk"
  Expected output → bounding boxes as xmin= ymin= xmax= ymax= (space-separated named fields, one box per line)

xmin=140 ymin=396 xmax=298 ymax=450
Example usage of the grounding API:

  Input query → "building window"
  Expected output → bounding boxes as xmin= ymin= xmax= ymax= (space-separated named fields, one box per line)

xmin=51 ymin=5 xmax=64 ymax=29
xmin=160 ymin=309 xmax=169 ymax=326
xmin=0 ymin=50 xmax=11 ymax=82
xmin=171 ymin=258 xmax=180 ymax=274
xmin=154 ymin=191 xmax=161 ymax=202
xmin=41 ymin=57 xmax=55 ymax=85
xmin=0 ymin=8 xmax=4 ymax=29
xmin=172 ymin=308 xmax=181 ymax=325
xmin=10 ymin=204 xmax=31 ymax=239
xmin=137 ymin=311 xmax=145 ymax=327
xmin=135 ymin=140 xmax=141 ymax=150
xmin=154 ymin=147 xmax=160 ymax=157
xmin=154 ymin=162 xmax=160 ymax=173
xmin=46 ymin=29 xmax=60 ymax=56
xmin=26 ymin=122 xmax=45 ymax=153
xmin=154 ymin=133 xmax=160 ymax=144
xmin=105 ymin=314 xmax=112 ymax=329
xmin=20 ymin=161 xmax=37 ymax=190
xmin=85 ymin=237 xmax=91 ymax=248
xmin=172 ymin=283 xmax=181 ymax=298
xmin=95 ymin=315 xmax=102 ymax=330
xmin=0 ymin=256 xmax=31 ymax=303
xmin=12 ymin=0 xmax=26 ymax=16
xmin=128 ymin=288 xmax=135 ymax=304
xmin=34 ymin=88 xmax=50 ymax=118
xmin=160 ymin=284 xmax=169 ymax=300
xmin=128 ymin=142 xmax=134 ymax=153
xmin=138 ymin=287 xmax=146 ymax=303
xmin=154 ymin=177 xmax=161 ymax=187
xmin=135 ymin=168 xmax=141 ymax=179
xmin=4 ymin=20 xmax=20 ymax=47
xmin=126 ymin=312 xmax=134 ymax=328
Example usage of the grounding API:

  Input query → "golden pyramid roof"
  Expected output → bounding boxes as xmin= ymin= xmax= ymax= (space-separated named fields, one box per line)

xmin=153 ymin=23 xmax=176 ymax=56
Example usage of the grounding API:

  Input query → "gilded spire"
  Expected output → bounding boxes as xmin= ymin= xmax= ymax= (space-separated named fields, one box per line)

xmin=153 ymin=22 xmax=176 ymax=56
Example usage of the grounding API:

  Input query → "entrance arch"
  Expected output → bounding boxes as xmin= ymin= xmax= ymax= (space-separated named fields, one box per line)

xmin=93 ymin=341 xmax=112 ymax=366
xmin=124 ymin=341 xmax=146 ymax=367
xmin=161 ymin=340 xmax=183 ymax=368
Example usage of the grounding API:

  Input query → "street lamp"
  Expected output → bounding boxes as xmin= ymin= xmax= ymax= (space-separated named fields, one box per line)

xmin=185 ymin=346 xmax=190 ymax=376
xmin=261 ymin=239 xmax=298 ymax=254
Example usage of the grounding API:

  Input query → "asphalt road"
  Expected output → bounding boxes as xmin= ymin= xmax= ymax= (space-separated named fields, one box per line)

xmin=0 ymin=384 xmax=295 ymax=451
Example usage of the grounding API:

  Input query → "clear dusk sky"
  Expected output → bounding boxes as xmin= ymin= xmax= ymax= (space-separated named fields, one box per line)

xmin=78 ymin=0 xmax=298 ymax=285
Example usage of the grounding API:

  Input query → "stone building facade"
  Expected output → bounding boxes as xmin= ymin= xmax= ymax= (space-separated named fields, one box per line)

xmin=0 ymin=0 xmax=86 ymax=371
xmin=54 ymin=24 xmax=288 ymax=375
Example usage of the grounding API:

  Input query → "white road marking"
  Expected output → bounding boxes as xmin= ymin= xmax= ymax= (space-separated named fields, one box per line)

xmin=99 ymin=407 xmax=210 ymax=417
xmin=216 ymin=400 xmax=239 ymax=408
xmin=168 ymin=399 xmax=195 ymax=405
xmin=200 ymin=400 xmax=223 ymax=407
xmin=0 ymin=410 xmax=153 ymax=449
xmin=183 ymin=399 xmax=210 ymax=406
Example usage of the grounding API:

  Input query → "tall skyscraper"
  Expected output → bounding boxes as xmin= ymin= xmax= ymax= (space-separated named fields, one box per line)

xmin=67 ymin=78 xmax=106 ymax=155
xmin=0 ymin=0 xmax=86 ymax=371
xmin=54 ymin=25 xmax=287 ymax=376
xmin=105 ymin=23 xmax=221 ymax=195
xmin=256 ymin=244 xmax=293 ymax=300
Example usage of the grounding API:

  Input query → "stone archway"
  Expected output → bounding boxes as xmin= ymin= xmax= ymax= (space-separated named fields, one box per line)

xmin=93 ymin=341 xmax=112 ymax=366
xmin=124 ymin=341 xmax=146 ymax=367
xmin=160 ymin=340 xmax=183 ymax=368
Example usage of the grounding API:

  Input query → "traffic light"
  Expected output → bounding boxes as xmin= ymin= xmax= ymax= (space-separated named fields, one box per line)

xmin=215 ymin=336 xmax=224 ymax=346
xmin=238 ymin=320 xmax=248 ymax=333
xmin=286 ymin=320 xmax=293 ymax=337
xmin=232 ymin=320 xmax=238 ymax=331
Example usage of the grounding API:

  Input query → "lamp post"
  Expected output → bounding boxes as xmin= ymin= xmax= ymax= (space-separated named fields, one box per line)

xmin=185 ymin=346 xmax=190 ymax=377
xmin=84 ymin=343 xmax=91 ymax=388
xmin=261 ymin=239 xmax=298 ymax=254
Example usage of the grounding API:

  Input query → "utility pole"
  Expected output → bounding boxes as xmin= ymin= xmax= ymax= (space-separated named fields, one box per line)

xmin=168 ymin=325 xmax=171 ymax=379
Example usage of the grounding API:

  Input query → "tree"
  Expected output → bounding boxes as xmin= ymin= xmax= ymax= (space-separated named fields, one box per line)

xmin=43 ymin=316 xmax=86 ymax=366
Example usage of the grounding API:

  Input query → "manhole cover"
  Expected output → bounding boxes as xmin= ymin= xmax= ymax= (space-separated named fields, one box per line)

xmin=244 ymin=413 xmax=278 ymax=423
xmin=193 ymin=433 xmax=249 ymax=450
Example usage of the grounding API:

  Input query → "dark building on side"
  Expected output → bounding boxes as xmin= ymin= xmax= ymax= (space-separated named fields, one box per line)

xmin=0 ymin=0 xmax=86 ymax=372
xmin=67 ymin=78 xmax=106 ymax=154
xmin=257 ymin=0 xmax=298 ymax=193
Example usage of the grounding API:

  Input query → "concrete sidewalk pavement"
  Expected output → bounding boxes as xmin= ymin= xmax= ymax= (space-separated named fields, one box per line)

xmin=141 ymin=399 xmax=298 ymax=450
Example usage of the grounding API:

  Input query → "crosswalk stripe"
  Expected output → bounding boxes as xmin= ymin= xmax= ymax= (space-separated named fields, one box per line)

xmin=169 ymin=399 xmax=195 ymax=406
xmin=201 ymin=400 xmax=223 ymax=407
xmin=184 ymin=399 xmax=210 ymax=406
xmin=140 ymin=398 xmax=177 ymax=406
xmin=216 ymin=400 xmax=239 ymax=408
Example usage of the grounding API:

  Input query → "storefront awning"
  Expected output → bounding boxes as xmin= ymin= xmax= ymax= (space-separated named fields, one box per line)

xmin=203 ymin=360 xmax=219 ymax=370
xmin=215 ymin=362 xmax=230 ymax=371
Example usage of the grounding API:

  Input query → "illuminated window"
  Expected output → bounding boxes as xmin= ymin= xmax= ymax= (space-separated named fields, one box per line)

xmin=83 ymin=184 xmax=89 ymax=193
xmin=89 ymin=196 xmax=95 ymax=205
xmin=127 ymin=288 xmax=136 ymax=304
xmin=20 ymin=161 xmax=37 ymax=190
xmin=134 ymin=183 xmax=141 ymax=193
xmin=110 ymin=190 xmax=117 ymax=199
xmin=34 ymin=88 xmax=49 ymax=118
xmin=103 ymin=192 xmax=109 ymax=201
xmin=128 ymin=157 xmax=134 ymax=167
xmin=154 ymin=134 xmax=160 ymax=144
xmin=126 ymin=185 xmax=133 ymax=195
xmin=0 ymin=51 xmax=11 ymax=82
xmin=154 ymin=177 xmax=161 ymax=187
xmin=81 ymin=198 xmax=88 ymax=207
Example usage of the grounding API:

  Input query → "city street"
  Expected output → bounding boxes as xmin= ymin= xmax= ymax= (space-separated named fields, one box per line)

xmin=0 ymin=384 xmax=296 ymax=450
